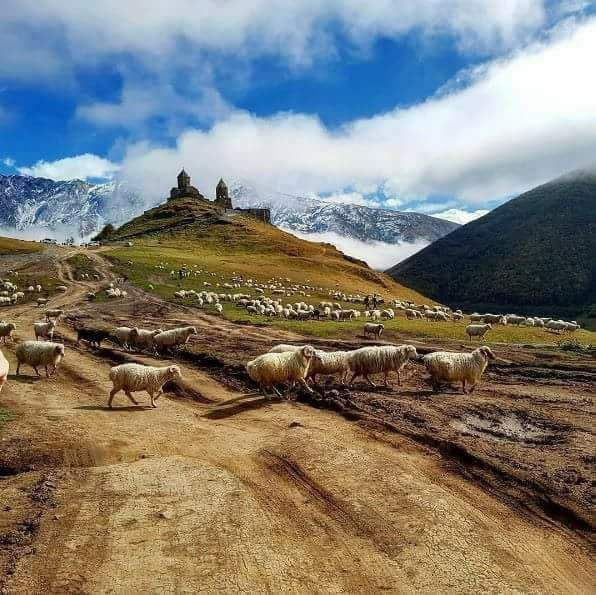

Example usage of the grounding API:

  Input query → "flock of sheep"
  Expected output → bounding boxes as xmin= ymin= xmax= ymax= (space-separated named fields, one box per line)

xmin=246 ymin=342 xmax=495 ymax=396
xmin=0 ymin=262 xmax=585 ymax=408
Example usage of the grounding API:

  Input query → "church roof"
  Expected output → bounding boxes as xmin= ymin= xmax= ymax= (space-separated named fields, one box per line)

xmin=217 ymin=177 xmax=227 ymax=187
xmin=178 ymin=169 xmax=189 ymax=177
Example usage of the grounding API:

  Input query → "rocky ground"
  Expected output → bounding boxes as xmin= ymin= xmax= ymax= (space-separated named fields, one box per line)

xmin=0 ymin=248 xmax=593 ymax=593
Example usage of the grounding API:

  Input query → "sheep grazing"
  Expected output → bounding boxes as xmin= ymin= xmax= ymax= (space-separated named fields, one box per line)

xmin=466 ymin=323 xmax=492 ymax=341
xmin=112 ymin=327 xmax=139 ymax=350
xmin=108 ymin=363 xmax=182 ymax=408
xmin=0 ymin=347 xmax=8 ymax=392
xmin=36 ymin=298 xmax=49 ymax=307
xmin=153 ymin=326 xmax=197 ymax=352
xmin=363 ymin=323 xmax=384 ymax=339
xmin=246 ymin=345 xmax=319 ymax=395
xmin=348 ymin=344 xmax=417 ymax=387
xmin=34 ymin=320 xmax=57 ymax=342
xmin=15 ymin=341 xmax=65 ymax=378
xmin=76 ymin=327 xmax=111 ymax=348
xmin=56 ymin=285 xmax=68 ymax=292
xmin=45 ymin=309 xmax=64 ymax=321
xmin=307 ymin=350 xmax=350 ymax=385
xmin=423 ymin=346 xmax=496 ymax=394
xmin=0 ymin=322 xmax=16 ymax=344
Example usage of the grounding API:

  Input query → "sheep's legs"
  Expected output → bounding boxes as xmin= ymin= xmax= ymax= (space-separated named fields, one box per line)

xmin=461 ymin=380 xmax=466 ymax=393
xmin=108 ymin=388 xmax=119 ymax=408
xmin=365 ymin=375 xmax=376 ymax=387
xmin=33 ymin=366 xmax=41 ymax=377
xmin=383 ymin=372 xmax=389 ymax=387
xmin=16 ymin=363 xmax=21 ymax=375
xmin=148 ymin=391 xmax=157 ymax=408
xmin=125 ymin=390 xmax=139 ymax=405
xmin=349 ymin=373 xmax=359 ymax=385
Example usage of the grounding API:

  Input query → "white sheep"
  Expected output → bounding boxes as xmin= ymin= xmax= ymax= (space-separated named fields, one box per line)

xmin=348 ymin=344 xmax=418 ymax=387
xmin=108 ymin=363 xmax=182 ymax=408
xmin=0 ymin=322 xmax=16 ymax=343
xmin=131 ymin=329 xmax=162 ymax=351
xmin=246 ymin=345 xmax=319 ymax=395
xmin=15 ymin=341 xmax=65 ymax=377
xmin=0 ymin=347 xmax=8 ymax=392
xmin=153 ymin=326 xmax=197 ymax=351
xmin=363 ymin=323 xmax=384 ymax=338
xmin=422 ymin=346 xmax=496 ymax=393
xmin=307 ymin=350 xmax=350 ymax=385
xmin=466 ymin=323 xmax=492 ymax=341
xmin=112 ymin=326 xmax=139 ymax=350
xmin=34 ymin=319 xmax=57 ymax=341
xmin=268 ymin=344 xmax=303 ymax=353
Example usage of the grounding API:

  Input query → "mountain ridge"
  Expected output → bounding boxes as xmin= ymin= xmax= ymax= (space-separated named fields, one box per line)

xmin=387 ymin=170 xmax=596 ymax=317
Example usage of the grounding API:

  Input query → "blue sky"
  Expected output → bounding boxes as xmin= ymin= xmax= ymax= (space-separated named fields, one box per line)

xmin=1 ymin=1 xmax=595 ymax=224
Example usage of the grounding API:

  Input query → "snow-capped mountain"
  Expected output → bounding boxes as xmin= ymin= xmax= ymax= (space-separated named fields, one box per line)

xmin=0 ymin=175 xmax=145 ymax=237
xmin=229 ymin=181 xmax=458 ymax=243
xmin=0 ymin=174 xmax=457 ymax=248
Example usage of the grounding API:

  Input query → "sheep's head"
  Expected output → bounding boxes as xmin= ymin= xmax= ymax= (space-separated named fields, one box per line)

xmin=479 ymin=346 xmax=496 ymax=360
xmin=8 ymin=323 xmax=16 ymax=331
xmin=301 ymin=345 xmax=316 ymax=360
xmin=188 ymin=326 xmax=198 ymax=336
xmin=151 ymin=329 xmax=163 ymax=337
xmin=486 ymin=323 xmax=493 ymax=329
xmin=404 ymin=345 xmax=418 ymax=359
xmin=54 ymin=344 xmax=65 ymax=357
xmin=167 ymin=365 xmax=182 ymax=379
xmin=130 ymin=327 xmax=140 ymax=338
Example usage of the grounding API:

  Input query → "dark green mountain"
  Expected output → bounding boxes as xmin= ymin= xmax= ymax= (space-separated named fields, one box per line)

xmin=387 ymin=170 xmax=596 ymax=318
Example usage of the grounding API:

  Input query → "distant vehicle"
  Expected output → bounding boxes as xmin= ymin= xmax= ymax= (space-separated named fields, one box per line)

xmin=41 ymin=238 xmax=57 ymax=244
xmin=87 ymin=241 xmax=100 ymax=247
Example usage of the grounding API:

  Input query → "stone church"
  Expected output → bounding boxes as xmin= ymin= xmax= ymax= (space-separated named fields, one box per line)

xmin=168 ymin=169 xmax=270 ymax=224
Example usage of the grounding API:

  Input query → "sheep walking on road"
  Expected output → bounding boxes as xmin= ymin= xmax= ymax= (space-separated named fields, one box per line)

xmin=246 ymin=345 xmax=319 ymax=396
xmin=34 ymin=320 xmax=57 ymax=342
xmin=108 ymin=363 xmax=182 ymax=408
xmin=0 ymin=322 xmax=16 ymax=344
xmin=15 ymin=341 xmax=65 ymax=378
xmin=422 ymin=346 xmax=495 ymax=394
xmin=348 ymin=344 xmax=417 ymax=387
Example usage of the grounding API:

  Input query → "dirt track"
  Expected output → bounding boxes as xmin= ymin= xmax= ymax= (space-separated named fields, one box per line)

xmin=0 ymin=249 xmax=594 ymax=593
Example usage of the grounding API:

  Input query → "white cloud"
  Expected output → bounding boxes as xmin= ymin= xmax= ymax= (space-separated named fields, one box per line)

xmin=19 ymin=153 xmax=120 ymax=181
xmin=2 ymin=157 xmax=15 ymax=167
xmin=432 ymin=208 xmax=490 ymax=224
xmin=2 ymin=1 xmax=548 ymax=82
xmin=383 ymin=197 xmax=403 ymax=208
xmin=284 ymin=229 xmax=429 ymax=270
xmin=120 ymin=17 xmax=596 ymax=206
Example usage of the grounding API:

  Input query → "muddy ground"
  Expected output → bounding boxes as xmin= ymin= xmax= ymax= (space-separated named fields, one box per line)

xmin=0 ymin=248 xmax=594 ymax=593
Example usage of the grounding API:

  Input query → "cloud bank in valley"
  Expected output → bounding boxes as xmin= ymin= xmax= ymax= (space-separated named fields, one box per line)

xmin=284 ymin=229 xmax=429 ymax=271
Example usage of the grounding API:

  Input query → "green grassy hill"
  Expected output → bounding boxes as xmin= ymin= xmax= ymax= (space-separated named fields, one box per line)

xmin=388 ymin=170 xmax=596 ymax=322
xmin=105 ymin=196 xmax=431 ymax=302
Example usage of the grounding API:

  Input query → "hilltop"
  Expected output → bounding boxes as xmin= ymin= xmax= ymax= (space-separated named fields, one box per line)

xmin=388 ymin=170 xmax=596 ymax=319
xmin=103 ymin=195 xmax=430 ymax=302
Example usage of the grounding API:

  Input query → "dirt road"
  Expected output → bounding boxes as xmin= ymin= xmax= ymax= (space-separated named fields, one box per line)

xmin=0 ymin=249 xmax=593 ymax=593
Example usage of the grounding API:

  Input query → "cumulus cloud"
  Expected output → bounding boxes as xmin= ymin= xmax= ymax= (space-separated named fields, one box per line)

xmin=19 ymin=153 xmax=120 ymax=181
xmin=284 ymin=228 xmax=428 ymax=270
xmin=120 ymin=17 xmax=596 ymax=206
xmin=2 ymin=1 xmax=549 ymax=80
xmin=432 ymin=208 xmax=490 ymax=224
xmin=2 ymin=157 xmax=15 ymax=167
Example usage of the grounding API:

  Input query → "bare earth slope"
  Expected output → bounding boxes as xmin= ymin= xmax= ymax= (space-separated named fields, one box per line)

xmin=0 ymin=247 xmax=594 ymax=593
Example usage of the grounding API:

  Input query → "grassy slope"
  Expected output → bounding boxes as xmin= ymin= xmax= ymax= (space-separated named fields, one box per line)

xmin=104 ymin=198 xmax=595 ymax=347
xmin=388 ymin=172 xmax=596 ymax=321
xmin=107 ymin=197 xmax=431 ymax=302
xmin=0 ymin=237 xmax=41 ymax=255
